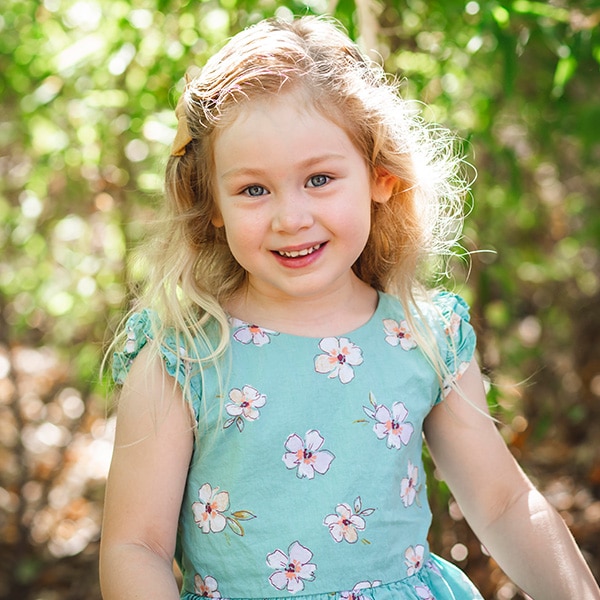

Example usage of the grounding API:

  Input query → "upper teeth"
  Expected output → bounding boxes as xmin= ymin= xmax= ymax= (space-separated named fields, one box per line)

xmin=278 ymin=244 xmax=321 ymax=258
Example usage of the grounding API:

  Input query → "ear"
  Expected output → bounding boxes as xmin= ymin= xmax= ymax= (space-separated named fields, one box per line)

xmin=371 ymin=167 xmax=396 ymax=204
xmin=211 ymin=209 xmax=224 ymax=228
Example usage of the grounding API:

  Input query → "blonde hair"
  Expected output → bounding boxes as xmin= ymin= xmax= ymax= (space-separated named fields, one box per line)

xmin=121 ymin=15 xmax=470 ymax=406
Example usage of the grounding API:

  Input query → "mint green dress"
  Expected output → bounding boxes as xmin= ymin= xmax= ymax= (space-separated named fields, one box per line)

xmin=113 ymin=292 xmax=483 ymax=600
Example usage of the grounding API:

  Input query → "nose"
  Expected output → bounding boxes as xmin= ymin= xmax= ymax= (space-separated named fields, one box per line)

xmin=271 ymin=192 xmax=314 ymax=234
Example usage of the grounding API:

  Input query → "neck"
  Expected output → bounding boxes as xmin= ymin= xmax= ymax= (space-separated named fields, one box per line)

xmin=225 ymin=277 xmax=379 ymax=337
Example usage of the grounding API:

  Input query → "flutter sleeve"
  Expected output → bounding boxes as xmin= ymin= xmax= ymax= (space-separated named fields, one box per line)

xmin=432 ymin=292 xmax=477 ymax=403
xmin=112 ymin=310 xmax=202 ymax=415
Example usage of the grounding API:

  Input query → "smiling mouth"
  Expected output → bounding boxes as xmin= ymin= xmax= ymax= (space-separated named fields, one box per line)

xmin=276 ymin=243 xmax=323 ymax=258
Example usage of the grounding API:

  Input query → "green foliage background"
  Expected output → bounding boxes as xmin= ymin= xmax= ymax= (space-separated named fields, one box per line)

xmin=0 ymin=0 xmax=599 ymax=598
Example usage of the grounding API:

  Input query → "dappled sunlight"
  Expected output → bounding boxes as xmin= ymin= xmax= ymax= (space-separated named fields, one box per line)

xmin=0 ymin=344 xmax=114 ymax=597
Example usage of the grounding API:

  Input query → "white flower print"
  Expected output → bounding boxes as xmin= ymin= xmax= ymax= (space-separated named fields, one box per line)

xmin=192 ymin=483 xmax=229 ymax=533
xmin=441 ymin=360 xmax=470 ymax=398
xmin=283 ymin=430 xmax=335 ymax=479
xmin=223 ymin=385 xmax=266 ymax=432
xmin=266 ymin=541 xmax=316 ymax=593
xmin=323 ymin=496 xmax=375 ymax=544
xmin=444 ymin=311 xmax=462 ymax=338
xmin=178 ymin=345 xmax=193 ymax=376
xmin=191 ymin=483 xmax=255 ymax=536
xmin=382 ymin=318 xmax=417 ymax=351
xmin=415 ymin=585 xmax=435 ymax=600
xmin=314 ymin=336 xmax=363 ymax=383
xmin=231 ymin=319 xmax=278 ymax=346
xmin=405 ymin=544 xmax=425 ymax=576
xmin=363 ymin=393 xmax=414 ymax=449
xmin=124 ymin=328 xmax=137 ymax=353
xmin=425 ymin=559 xmax=441 ymax=576
xmin=341 ymin=580 xmax=382 ymax=600
xmin=400 ymin=460 xmax=421 ymax=508
xmin=193 ymin=573 xmax=222 ymax=598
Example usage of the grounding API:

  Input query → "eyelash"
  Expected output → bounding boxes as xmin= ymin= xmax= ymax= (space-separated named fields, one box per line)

xmin=240 ymin=174 xmax=331 ymax=197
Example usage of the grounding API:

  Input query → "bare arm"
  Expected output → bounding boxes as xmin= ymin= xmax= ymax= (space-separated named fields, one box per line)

xmin=424 ymin=359 xmax=600 ymax=600
xmin=99 ymin=347 xmax=194 ymax=600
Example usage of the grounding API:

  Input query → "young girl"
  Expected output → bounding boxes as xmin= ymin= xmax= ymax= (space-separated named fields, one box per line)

xmin=99 ymin=16 xmax=599 ymax=600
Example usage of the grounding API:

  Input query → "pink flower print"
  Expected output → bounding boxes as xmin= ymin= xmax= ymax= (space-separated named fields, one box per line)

xmin=193 ymin=573 xmax=222 ymax=598
xmin=363 ymin=393 xmax=414 ymax=449
xmin=231 ymin=319 xmax=278 ymax=346
xmin=323 ymin=496 xmax=375 ymax=543
xmin=414 ymin=585 xmax=435 ymax=600
xmin=400 ymin=460 xmax=421 ymax=508
xmin=341 ymin=580 xmax=382 ymax=600
xmin=314 ymin=337 xmax=363 ymax=383
xmin=405 ymin=544 xmax=425 ymax=576
xmin=382 ymin=318 xmax=417 ymax=351
xmin=267 ymin=541 xmax=316 ymax=593
xmin=192 ymin=483 xmax=229 ymax=533
xmin=283 ymin=430 xmax=335 ymax=479
xmin=224 ymin=385 xmax=266 ymax=432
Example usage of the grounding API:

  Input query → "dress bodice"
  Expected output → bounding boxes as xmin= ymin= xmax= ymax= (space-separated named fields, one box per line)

xmin=113 ymin=292 xmax=481 ymax=600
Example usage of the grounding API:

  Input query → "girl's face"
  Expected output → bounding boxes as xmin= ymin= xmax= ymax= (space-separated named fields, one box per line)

xmin=211 ymin=92 xmax=394 ymax=307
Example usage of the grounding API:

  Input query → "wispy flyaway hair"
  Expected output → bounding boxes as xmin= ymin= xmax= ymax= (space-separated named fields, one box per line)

xmin=117 ymin=16 xmax=471 ymax=413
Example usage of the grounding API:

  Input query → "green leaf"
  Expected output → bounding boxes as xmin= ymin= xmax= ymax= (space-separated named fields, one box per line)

xmin=227 ymin=518 xmax=245 ymax=537
xmin=230 ymin=510 xmax=256 ymax=521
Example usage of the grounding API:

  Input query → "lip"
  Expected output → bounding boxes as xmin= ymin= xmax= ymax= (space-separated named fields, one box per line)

xmin=271 ymin=242 xmax=327 ymax=268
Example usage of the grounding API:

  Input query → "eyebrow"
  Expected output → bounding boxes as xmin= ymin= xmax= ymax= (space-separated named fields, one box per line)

xmin=220 ymin=153 xmax=347 ymax=180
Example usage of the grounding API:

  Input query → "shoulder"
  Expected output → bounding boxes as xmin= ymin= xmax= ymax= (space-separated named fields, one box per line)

xmin=112 ymin=309 xmax=220 ymax=383
xmin=378 ymin=289 xmax=473 ymax=332
xmin=430 ymin=290 xmax=472 ymax=323
xmin=381 ymin=290 xmax=477 ymax=400
xmin=113 ymin=342 xmax=195 ymax=445
xmin=112 ymin=309 xmax=165 ymax=385
xmin=426 ymin=290 xmax=477 ymax=399
xmin=411 ymin=290 xmax=473 ymax=327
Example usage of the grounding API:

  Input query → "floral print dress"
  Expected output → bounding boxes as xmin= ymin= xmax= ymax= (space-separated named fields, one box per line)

xmin=113 ymin=292 xmax=483 ymax=600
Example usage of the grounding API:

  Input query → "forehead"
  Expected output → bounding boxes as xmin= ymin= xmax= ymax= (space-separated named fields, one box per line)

xmin=212 ymin=88 xmax=361 ymax=161
xmin=212 ymin=93 xmax=360 ymax=172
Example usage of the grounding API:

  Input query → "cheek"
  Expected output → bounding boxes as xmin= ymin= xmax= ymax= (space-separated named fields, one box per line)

xmin=220 ymin=217 xmax=262 ymax=263
xmin=338 ymin=209 xmax=372 ymax=260
xmin=349 ymin=196 xmax=374 ymax=238
xmin=221 ymin=234 xmax=249 ymax=272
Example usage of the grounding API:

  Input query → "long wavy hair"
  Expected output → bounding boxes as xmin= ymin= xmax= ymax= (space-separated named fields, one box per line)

xmin=119 ymin=15 xmax=470 ymax=408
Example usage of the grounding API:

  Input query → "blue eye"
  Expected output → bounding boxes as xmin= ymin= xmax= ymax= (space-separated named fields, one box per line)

xmin=307 ymin=174 xmax=330 ymax=188
xmin=244 ymin=185 xmax=267 ymax=197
